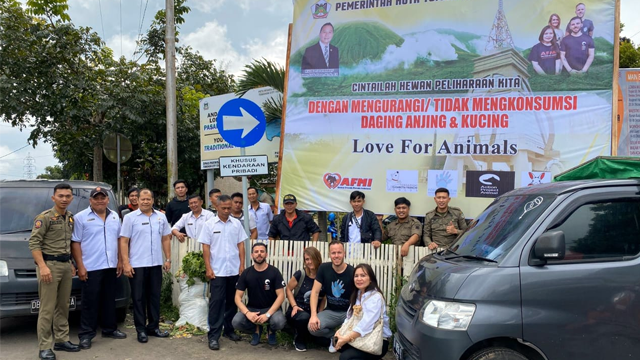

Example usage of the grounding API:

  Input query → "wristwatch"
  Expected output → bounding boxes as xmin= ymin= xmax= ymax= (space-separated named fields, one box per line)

xmin=265 ymin=312 xmax=271 ymax=319
xmin=165 ymin=259 xmax=171 ymax=263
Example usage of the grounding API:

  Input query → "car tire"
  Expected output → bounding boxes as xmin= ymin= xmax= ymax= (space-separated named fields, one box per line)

xmin=116 ymin=307 xmax=127 ymax=323
xmin=468 ymin=347 xmax=529 ymax=360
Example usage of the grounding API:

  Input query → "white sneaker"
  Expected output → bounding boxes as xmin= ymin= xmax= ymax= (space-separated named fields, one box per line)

xmin=329 ymin=343 xmax=337 ymax=353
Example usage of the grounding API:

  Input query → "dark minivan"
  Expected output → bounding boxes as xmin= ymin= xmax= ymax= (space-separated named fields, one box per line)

xmin=0 ymin=180 xmax=130 ymax=321
xmin=395 ymin=179 xmax=640 ymax=360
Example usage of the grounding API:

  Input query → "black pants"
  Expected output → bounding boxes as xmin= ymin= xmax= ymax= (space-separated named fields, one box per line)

xmin=207 ymin=275 xmax=238 ymax=341
xmin=129 ymin=266 xmax=162 ymax=334
xmin=78 ymin=268 xmax=118 ymax=340
xmin=285 ymin=306 xmax=311 ymax=343
xmin=339 ymin=339 xmax=389 ymax=360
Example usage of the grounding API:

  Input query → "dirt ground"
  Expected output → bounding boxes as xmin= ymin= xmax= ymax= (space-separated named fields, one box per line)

xmin=0 ymin=313 xmax=396 ymax=360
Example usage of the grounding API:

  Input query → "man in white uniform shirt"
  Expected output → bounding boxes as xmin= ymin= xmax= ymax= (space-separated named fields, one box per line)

xmin=71 ymin=187 xmax=127 ymax=350
xmin=198 ymin=195 xmax=246 ymax=351
xmin=119 ymin=189 xmax=172 ymax=343
xmin=247 ymin=187 xmax=273 ymax=240
xmin=171 ymin=195 xmax=215 ymax=242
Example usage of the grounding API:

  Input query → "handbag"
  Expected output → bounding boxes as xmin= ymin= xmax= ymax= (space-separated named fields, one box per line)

xmin=337 ymin=292 xmax=385 ymax=355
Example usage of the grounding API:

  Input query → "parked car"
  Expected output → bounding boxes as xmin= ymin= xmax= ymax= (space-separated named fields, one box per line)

xmin=394 ymin=179 xmax=640 ymax=360
xmin=0 ymin=180 xmax=130 ymax=321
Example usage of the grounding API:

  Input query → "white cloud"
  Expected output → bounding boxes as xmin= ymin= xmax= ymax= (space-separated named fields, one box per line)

xmin=243 ymin=32 xmax=288 ymax=68
xmin=0 ymin=127 xmax=59 ymax=179
xmin=105 ymin=34 xmax=139 ymax=61
xmin=189 ymin=0 xmax=228 ymax=13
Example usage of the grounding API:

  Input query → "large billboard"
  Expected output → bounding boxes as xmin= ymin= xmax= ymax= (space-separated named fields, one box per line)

xmin=617 ymin=68 xmax=640 ymax=156
xmin=199 ymin=87 xmax=281 ymax=170
xmin=281 ymin=0 xmax=615 ymax=216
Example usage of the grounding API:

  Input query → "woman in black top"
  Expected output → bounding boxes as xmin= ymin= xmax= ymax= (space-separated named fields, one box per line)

xmin=285 ymin=247 xmax=325 ymax=352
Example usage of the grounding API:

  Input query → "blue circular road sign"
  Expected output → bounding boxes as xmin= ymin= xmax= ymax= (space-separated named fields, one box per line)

xmin=216 ymin=98 xmax=267 ymax=148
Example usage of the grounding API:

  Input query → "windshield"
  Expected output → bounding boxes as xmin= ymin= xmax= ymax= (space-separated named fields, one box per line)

xmin=449 ymin=194 xmax=555 ymax=262
xmin=0 ymin=186 xmax=117 ymax=233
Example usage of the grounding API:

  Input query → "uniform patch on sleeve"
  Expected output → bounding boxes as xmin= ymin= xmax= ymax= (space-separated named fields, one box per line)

xmin=34 ymin=220 xmax=43 ymax=229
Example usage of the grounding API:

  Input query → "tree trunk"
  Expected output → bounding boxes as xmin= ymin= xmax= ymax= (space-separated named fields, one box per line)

xmin=93 ymin=144 xmax=103 ymax=182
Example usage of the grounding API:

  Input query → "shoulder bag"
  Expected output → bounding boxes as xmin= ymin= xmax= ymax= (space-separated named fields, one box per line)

xmin=337 ymin=291 xmax=384 ymax=355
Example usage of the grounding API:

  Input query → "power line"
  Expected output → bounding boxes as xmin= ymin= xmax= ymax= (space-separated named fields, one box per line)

xmin=133 ymin=0 xmax=150 ymax=59
xmin=98 ymin=0 xmax=106 ymax=41
xmin=0 ymin=144 xmax=30 ymax=159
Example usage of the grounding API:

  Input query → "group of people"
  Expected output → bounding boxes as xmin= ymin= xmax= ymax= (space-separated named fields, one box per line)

xmin=29 ymin=179 xmax=466 ymax=360
xmin=529 ymin=3 xmax=596 ymax=76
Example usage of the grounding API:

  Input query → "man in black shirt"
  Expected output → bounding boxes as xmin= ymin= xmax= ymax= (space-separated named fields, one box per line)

xmin=165 ymin=180 xmax=190 ymax=226
xmin=268 ymin=194 xmax=321 ymax=241
xmin=232 ymin=243 xmax=286 ymax=346
xmin=308 ymin=241 xmax=354 ymax=350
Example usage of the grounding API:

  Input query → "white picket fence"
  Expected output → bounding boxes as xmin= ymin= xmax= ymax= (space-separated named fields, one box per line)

xmin=169 ymin=237 xmax=439 ymax=308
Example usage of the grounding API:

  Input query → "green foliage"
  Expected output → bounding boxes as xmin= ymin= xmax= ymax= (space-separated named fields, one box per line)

xmin=25 ymin=0 xmax=70 ymax=23
xmin=160 ymin=271 xmax=179 ymax=322
xmin=37 ymin=165 xmax=69 ymax=180
xmin=180 ymin=251 xmax=207 ymax=286
xmin=620 ymin=41 xmax=640 ymax=68
xmin=290 ymin=21 xmax=404 ymax=67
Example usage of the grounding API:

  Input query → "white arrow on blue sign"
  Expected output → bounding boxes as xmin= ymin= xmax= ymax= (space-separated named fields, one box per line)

xmin=216 ymin=98 xmax=266 ymax=148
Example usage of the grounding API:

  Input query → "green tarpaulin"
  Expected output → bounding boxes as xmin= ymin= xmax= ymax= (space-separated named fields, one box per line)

xmin=554 ymin=156 xmax=640 ymax=181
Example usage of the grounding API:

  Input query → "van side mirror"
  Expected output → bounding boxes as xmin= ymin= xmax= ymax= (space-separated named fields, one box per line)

xmin=532 ymin=230 xmax=565 ymax=265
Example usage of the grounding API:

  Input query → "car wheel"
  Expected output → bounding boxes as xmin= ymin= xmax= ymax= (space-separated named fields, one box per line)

xmin=468 ymin=347 xmax=529 ymax=360
xmin=116 ymin=307 xmax=127 ymax=323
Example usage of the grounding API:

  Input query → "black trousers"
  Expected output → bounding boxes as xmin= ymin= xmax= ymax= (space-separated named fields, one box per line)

xmin=285 ymin=306 xmax=311 ymax=343
xmin=207 ymin=275 xmax=238 ymax=341
xmin=78 ymin=268 xmax=118 ymax=340
xmin=129 ymin=266 xmax=162 ymax=333
xmin=339 ymin=339 xmax=390 ymax=360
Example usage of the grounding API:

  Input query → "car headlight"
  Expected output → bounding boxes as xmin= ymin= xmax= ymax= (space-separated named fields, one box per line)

xmin=0 ymin=260 xmax=8 ymax=277
xmin=420 ymin=300 xmax=476 ymax=331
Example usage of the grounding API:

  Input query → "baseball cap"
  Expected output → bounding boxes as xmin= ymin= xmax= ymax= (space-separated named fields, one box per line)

xmin=283 ymin=194 xmax=297 ymax=204
xmin=90 ymin=187 xmax=109 ymax=198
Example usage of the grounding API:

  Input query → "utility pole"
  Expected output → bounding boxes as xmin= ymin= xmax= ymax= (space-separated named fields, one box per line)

xmin=165 ymin=0 xmax=178 ymax=199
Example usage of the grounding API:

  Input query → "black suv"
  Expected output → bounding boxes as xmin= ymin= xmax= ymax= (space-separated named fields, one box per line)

xmin=0 ymin=180 xmax=130 ymax=320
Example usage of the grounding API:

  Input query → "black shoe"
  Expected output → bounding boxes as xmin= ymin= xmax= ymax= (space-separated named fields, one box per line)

xmin=53 ymin=341 xmax=80 ymax=352
xmin=79 ymin=338 xmax=92 ymax=350
xmin=208 ymin=339 xmax=220 ymax=350
xmin=223 ymin=332 xmax=241 ymax=341
xmin=148 ymin=329 xmax=169 ymax=338
xmin=137 ymin=332 xmax=148 ymax=343
xmin=102 ymin=330 xmax=127 ymax=339
xmin=39 ymin=349 xmax=56 ymax=360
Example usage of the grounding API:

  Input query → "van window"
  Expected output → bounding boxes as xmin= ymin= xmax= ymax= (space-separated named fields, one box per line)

xmin=451 ymin=194 xmax=555 ymax=262
xmin=550 ymin=200 xmax=640 ymax=262
xmin=0 ymin=186 xmax=117 ymax=234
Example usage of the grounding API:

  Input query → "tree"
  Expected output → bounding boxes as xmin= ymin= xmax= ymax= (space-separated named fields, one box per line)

xmin=37 ymin=165 xmax=69 ymax=180
xmin=619 ymin=22 xmax=640 ymax=68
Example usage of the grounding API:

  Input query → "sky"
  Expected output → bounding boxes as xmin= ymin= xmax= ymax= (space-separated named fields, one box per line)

xmin=0 ymin=0 xmax=639 ymax=180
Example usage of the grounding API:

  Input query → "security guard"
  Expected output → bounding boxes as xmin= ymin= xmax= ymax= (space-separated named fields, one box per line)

xmin=120 ymin=188 xmax=172 ymax=343
xmin=379 ymin=197 xmax=422 ymax=257
xmin=71 ymin=187 xmax=127 ymax=350
xmin=28 ymin=183 xmax=80 ymax=360
xmin=423 ymin=187 xmax=468 ymax=250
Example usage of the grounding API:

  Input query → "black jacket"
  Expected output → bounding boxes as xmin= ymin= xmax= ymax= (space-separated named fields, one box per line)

xmin=268 ymin=209 xmax=321 ymax=241
xmin=340 ymin=209 xmax=382 ymax=243
xmin=165 ymin=197 xmax=190 ymax=226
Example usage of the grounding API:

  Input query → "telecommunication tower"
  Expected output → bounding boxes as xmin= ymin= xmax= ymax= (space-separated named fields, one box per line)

xmin=485 ymin=0 xmax=515 ymax=53
xmin=23 ymin=152 xmax=36 ymax=179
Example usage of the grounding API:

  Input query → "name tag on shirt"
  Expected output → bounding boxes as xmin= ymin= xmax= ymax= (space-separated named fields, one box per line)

xmin=142 ymin=222 xmax=150 ymax=225
xmin=213 ymin=231 xmax=221 ymax=234
xmin=87 ymin=218 xmax=95 ymax=222
xmin=188 ymin=223 xmax=194 ymax=226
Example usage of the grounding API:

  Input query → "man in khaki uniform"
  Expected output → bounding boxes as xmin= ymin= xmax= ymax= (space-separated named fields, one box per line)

xmin=423 ymin=187 xmax=468 ymax=250
xmin=378 ymin=197 xmax=422 ymax=257
xmin=29 ymin=183 xmax=80 ymax=359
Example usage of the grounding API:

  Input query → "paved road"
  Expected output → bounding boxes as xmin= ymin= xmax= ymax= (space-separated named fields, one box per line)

xmin=1 ymin=313 xmax=396 ymax=360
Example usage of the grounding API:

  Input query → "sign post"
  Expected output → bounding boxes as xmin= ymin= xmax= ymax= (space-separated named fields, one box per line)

xmin=217 ymin=98 xmax=267 ymax=267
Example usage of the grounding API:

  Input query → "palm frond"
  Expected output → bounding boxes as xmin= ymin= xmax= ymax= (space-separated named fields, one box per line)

xmin=262 ymin=95 xmax=283 ymax=122
xmin=235 ymin=58 xmax=285 ymax=97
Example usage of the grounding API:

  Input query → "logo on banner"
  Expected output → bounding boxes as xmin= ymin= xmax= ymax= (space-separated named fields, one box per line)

xmin=466 ymin=171 xmax=515 ymax=198
xmin=203 ymin=102 xmax=209 ymax=110
xmin=323 ymin=172 xmax=372 ymax=190
xmin=522 ymin=171 xmax=551 ymax=187
xmin=311 ymin=0 xmax=331 ymax=19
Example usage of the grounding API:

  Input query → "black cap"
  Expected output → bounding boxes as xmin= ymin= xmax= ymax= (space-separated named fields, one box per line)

xmin=90 ymin=187 xmax=108 ymax=198
xmin=283 ymin=194 xmax=297 ymax=204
